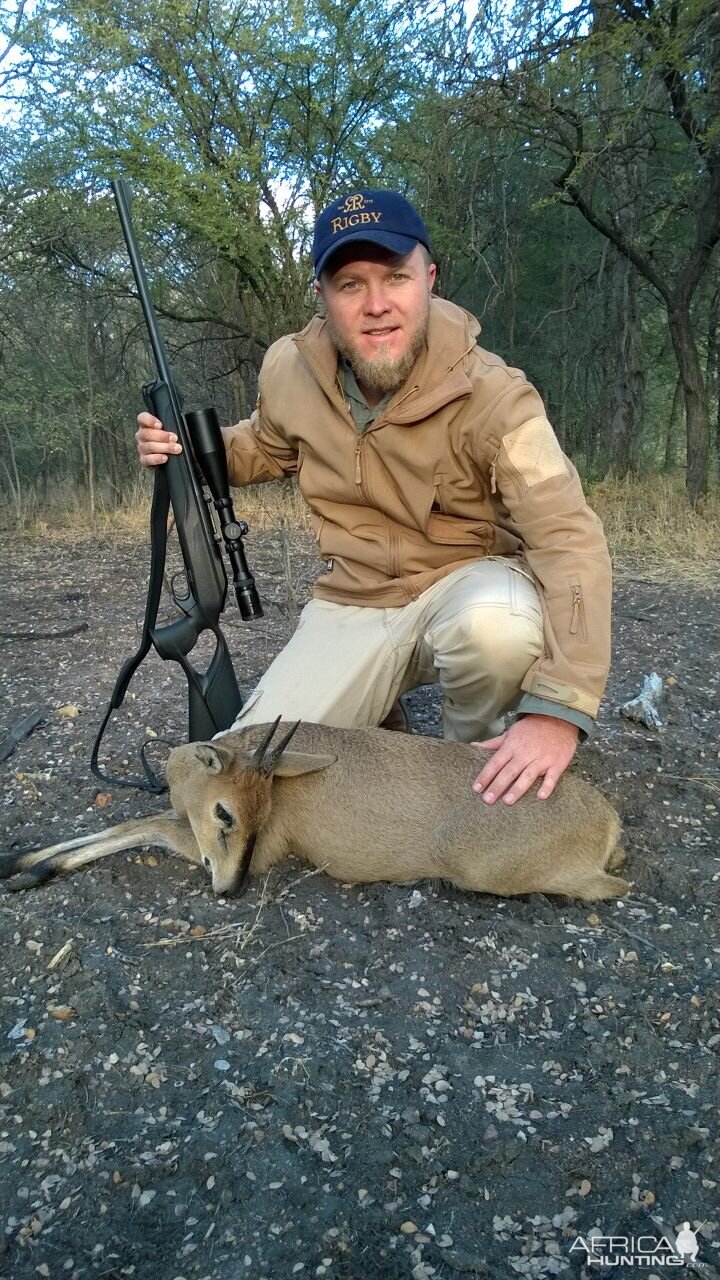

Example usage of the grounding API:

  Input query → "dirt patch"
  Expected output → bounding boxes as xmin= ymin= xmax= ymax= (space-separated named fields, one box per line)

xmin=1 ymin=529 xmax=719 ymax=1279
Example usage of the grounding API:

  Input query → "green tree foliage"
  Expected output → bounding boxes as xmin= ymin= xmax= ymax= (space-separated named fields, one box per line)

xmin=0 ymin=0 xmax=717 ymax=512
xmin=443 ymin=0 xmax=720 ymax=503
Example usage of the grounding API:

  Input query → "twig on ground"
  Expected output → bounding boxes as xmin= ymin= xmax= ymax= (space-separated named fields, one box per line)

xmin=664 ymin=774 xmax=720 ymax=798
xmin=0 ymin=622 xmax=88 ymax=640
xmin=607 ymin=920 xmax=666 ymax=954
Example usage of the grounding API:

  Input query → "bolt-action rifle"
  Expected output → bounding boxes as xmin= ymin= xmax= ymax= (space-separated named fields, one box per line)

xmin=91 ymin=179 xmax=263 ymax=792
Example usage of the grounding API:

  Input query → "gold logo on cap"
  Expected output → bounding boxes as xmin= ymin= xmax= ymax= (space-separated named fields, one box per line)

xmin=339 ymin=193 xmax=371 ymax=213
xmin=330 ymin=194 xmax=382 ymax=236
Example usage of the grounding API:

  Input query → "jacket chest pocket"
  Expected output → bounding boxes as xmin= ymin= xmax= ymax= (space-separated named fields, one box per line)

xmin=429 ymin=470 xmax=447 ymax=515
xmin=423 ymin=467 xmax=490 ymax=526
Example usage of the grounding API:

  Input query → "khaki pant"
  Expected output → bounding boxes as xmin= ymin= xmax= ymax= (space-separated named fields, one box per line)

xmin=220 ymin=559 xmax=544 ymax=743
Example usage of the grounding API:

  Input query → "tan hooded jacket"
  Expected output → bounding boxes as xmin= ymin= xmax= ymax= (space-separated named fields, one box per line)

xmin=224 ymin=297 xmax=612 ymax=722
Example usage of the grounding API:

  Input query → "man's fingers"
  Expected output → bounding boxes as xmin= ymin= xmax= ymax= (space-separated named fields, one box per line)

xmin=501 ymin=763 xmax=543 ymax=806
xmin=476 ymin=759 xmax=526 ymax=804
xmin=537 ymin=769 xmax=561 ymax=800
xmin=472 ymin=736 xmax=505 ymax=750
xmin=472 ymin=749 xmax=512 ymax=795
xmin=140 ymin=436 xmax=182 ymax=453
xmin=136 ymin=421 xmax=183 ymax=468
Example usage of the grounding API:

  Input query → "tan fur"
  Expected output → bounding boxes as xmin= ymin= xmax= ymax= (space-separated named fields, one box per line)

xmin=0 ymin=723 xmax=628 ymax=901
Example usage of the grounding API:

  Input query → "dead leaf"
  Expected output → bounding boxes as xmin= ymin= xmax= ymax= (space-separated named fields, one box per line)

xmin=47 ymin=1006 xmax=78 ymax=1021
xmin=94 ymin=793 xmax=112 ymax=807
xmin=57 ymin=704 xmax=79 ymax=719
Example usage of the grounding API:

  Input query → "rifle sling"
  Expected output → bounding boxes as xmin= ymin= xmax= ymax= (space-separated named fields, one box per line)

xmin=90 ymin=468 xmax=172 ymax=793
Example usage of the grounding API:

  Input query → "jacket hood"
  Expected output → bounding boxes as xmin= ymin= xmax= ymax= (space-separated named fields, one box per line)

xmin=293 ymin=296 xmax=481 ymax=425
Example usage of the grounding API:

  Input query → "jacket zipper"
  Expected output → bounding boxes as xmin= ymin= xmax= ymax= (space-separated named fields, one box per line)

xmin=354 ymin=436 xmax=374 ymax=505
xmin=570 ymin=584 xmax=587 ymax=640
xmin=490 ymin=450 xmax=500 ymax=495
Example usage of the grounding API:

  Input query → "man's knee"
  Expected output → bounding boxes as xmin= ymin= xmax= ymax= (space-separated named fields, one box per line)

xmin=436 ymin=605 xmax=543 ymax=682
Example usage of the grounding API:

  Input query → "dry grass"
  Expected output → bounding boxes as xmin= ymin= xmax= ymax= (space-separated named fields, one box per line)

xmin=588 ymin=473 xmax=720 ymax=586
xmin=3 ymin=473 xmax=719 ymax=586
xmin=3 ymin=478 xmax=311 ymax=541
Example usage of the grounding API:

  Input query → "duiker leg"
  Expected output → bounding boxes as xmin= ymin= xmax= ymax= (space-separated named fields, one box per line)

xmin=0 ymin=813 xmax=199 ymax=891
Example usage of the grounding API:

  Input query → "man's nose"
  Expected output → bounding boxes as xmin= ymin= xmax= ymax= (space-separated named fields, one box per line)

xmin=363 ymin=283 xmax=391 ymax=315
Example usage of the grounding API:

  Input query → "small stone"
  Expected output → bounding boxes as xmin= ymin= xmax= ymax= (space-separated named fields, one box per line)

xmin=401 ymin=1220 xmax=418 ymax=1234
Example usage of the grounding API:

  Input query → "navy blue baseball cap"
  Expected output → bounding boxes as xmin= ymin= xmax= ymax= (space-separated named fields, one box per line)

xmin=313 ymin=189 xmax=431 ymax=278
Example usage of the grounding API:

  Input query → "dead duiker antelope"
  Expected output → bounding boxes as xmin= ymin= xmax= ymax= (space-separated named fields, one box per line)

xmin=0 ymin=719 xmax=629 ymax=900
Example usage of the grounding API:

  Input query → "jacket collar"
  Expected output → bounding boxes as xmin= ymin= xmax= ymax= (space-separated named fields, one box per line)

xmin=292 ymin=297 xmax=481 ymax=425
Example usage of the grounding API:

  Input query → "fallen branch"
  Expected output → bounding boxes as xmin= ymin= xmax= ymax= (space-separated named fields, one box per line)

xmin=0 ymin=709 xmax=47 ymax=763
xmin=0 ymin=621 xmax=88 ymax=641
xmin=619 ymin=672 xmax=665 ymax=728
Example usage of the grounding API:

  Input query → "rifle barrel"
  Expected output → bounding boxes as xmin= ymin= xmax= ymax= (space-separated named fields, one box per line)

xmin=110 ymin=180 xmax=178 ymax=412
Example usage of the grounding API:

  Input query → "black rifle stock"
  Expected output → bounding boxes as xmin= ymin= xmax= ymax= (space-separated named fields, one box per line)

xmin=91 ymin=180 xmax=262 ymax=791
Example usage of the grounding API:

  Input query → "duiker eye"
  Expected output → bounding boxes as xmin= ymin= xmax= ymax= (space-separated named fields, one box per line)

xmin=215 ymin=803 xmax=235 ymax=829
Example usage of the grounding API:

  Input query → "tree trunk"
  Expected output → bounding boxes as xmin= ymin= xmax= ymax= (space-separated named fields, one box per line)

xmin=553 ymin=205 xmax=570 ymax=452
xmin=668 ymin=309 xmax=710 ymax=508
xmin=84 ymin=305 xmax=96 ymax=517
xmin=1 ymin=424 xmax=23 ymax=524
xmin=591 ymin=0 xmax=645 ymax=478
xmin=605 ymin=246 xmax=644 ymax=477
xmin=706 ymin=281 xmax=719 ymax=479
xmin=664 ymin=375 xmax=683 ymax=472
xmin=712 ymin=378 xmax=717 ymax=481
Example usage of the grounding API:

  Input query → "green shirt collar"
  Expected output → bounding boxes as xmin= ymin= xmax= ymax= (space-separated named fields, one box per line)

xmin=339 ymin=357 xmax=392 ymax=433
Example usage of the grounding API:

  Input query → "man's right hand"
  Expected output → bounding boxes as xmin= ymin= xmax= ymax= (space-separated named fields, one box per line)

xmin=136 ymin=412 xmax=184 ymax=468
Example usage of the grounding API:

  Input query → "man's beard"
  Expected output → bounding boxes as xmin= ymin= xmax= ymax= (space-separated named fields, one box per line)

xmin=327 ymin=312 xmax=429 ymax=396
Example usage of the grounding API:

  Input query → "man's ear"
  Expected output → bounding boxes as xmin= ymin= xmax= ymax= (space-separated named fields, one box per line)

xmin=427 ymin=262 xmax=437 ymax=292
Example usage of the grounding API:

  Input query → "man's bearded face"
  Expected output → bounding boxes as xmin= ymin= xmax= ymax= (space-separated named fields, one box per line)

xmin=318 ymin=243 xmax=436 ymax=398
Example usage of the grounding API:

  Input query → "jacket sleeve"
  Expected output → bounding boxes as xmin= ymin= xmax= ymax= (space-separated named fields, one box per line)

xmin=488 ymin=383 xmax=612 ymax=722
xmin=223 ymin=373 xmax=299 ymax=487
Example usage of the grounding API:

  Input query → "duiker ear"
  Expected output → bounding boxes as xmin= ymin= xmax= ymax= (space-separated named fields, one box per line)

xmin=271 ymin=751 xmax=337 ymax=779
xmin=192 ymin=743 xmax=234 ymax=775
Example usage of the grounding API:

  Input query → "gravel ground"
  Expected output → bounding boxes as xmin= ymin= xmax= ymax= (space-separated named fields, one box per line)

xmin=0 ymin=526 xmax=719 ymax=1280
